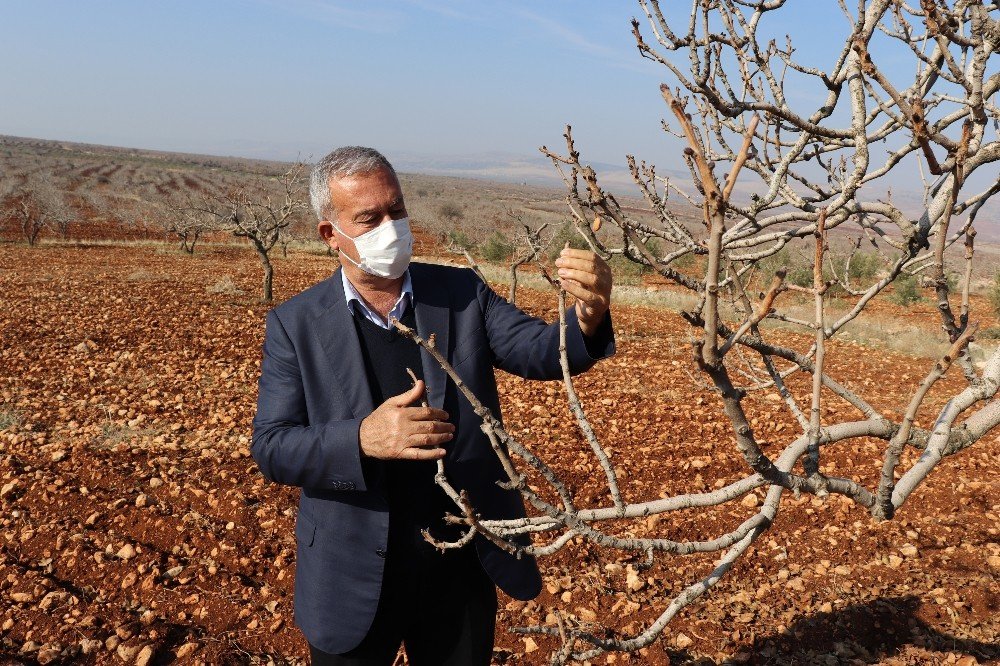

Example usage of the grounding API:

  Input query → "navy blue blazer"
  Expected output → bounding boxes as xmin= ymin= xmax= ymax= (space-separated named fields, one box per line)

xmin=251 ymin=262 xmax=615 ymax=654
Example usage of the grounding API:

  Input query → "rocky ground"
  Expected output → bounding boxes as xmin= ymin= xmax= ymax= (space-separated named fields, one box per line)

xmin=1 ymin=242 xmax=998 ymax=665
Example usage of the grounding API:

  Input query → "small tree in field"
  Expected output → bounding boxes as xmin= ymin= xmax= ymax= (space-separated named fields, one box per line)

xmin=89 ymin=190 xmax=157 ymax=240
xmin=9 ymin=173 xmax=74 ymax=247
xmin=0 ymin=168 xmax=15 ymax=232
xmin=51 ymin=197 xmax=79 ymax=241
xmin=196 ymin=163 xmax=308 ymax=302
xmin=508 ymin=217 xmax=550 ymax=306
xmin=393 ymin=1 xmax=1000 ymax=662
xmin=155 ymin=189 xmax=215 ymax=255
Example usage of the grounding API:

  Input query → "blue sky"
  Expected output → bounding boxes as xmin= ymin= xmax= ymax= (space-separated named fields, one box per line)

xmin=0 ymin=1 xmax=894 ymax=170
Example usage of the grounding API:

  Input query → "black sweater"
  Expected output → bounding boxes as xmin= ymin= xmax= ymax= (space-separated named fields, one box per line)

xmin=352 ymin=307 xmax=466 ymax=567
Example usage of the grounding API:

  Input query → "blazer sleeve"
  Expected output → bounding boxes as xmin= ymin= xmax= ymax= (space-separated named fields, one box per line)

xmin=476 ymin=275 xmax=615 ymax=380
xmin=251 ymin=310 xmax=368 ymax=492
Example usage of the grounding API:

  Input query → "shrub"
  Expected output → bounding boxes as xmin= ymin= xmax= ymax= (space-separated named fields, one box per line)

xmin=988 ymin=271 xmax=1000 ymax=316
xmin=481 ymin=232 xmax=515 ymax=262
xmin=447 ymin=230 xmax=474 ymax=250
xmin=758 ymin=247 xmax=812 ymax=288
xmin=889 ymin=274 xmax=921 ymax=306
xmin=608 ymin=255 xmax=652 ymax=286
xmin=0 ymin=404 xmax=21 ymax=431
xmin=207 ymin=275 xmax=244 ymax=295
xmin=846 ymin=251 xmax=882 ymax=283
xmin=545 ymin=222 xmax=591 ymax=261
xmin=438 ymin=202 xmax=464 ymax=222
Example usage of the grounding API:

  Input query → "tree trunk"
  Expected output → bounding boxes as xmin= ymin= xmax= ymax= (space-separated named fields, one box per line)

xmin=180 ymin=230 xmax=198 ymax=254
xmin=259 ymin=251 xmax=274 ymax=302
xmin=24 ymin=221 xmax=40 ymax=247
xmin=510 ymin=264 xmax=519 ymax=306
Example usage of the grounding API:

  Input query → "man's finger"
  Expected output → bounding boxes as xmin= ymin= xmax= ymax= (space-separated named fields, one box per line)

xmin=406 ymin=406 xmax=450 ymax=421
xmin=412 ymin=420 xmax=456 ymax=435
xmin=558 ymin=268 xmax=600 ymax=288
xmin=408 ymin=432 xmax=454 ymax=448
xmin=562 ymin=279 xmax=607 ymax=309
xmin=399 ymin=446 xmax=447 ymax=460
xmin=558 ymin=248 xmax=597 ymax=261
xmin=560 ymin=279 xmax=590 ymax=300
xmin=388 ymin=379 xmax=426 ymax=407
xmin=555 ymin=256 xmax=597 ymax=272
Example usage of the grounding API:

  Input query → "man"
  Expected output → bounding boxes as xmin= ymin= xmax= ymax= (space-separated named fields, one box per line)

xmin=251 ymin=146 xmax=614 ymax=665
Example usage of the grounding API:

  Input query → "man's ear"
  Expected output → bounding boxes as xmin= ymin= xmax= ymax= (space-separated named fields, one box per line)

xmin=318 ymin=221 xmax=339 ymax=251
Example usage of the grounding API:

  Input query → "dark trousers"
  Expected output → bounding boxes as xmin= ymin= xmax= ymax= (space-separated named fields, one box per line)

xmin=308 ymin=545 xmax=497 ymax=666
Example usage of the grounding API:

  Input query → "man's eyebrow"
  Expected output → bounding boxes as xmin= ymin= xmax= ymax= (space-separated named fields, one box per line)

xmin=351 ymin=198 xmax=404 ymax=221
xmin=352 ymin=208 xmax=379 ymax=221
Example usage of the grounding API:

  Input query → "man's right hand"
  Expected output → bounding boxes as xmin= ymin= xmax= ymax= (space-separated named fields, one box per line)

xmin=359 ymin=380 xmax=454 ymax=460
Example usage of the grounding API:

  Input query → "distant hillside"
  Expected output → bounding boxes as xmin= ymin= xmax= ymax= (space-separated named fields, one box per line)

xmin=2 ymin=134 xmax=997 ymax=280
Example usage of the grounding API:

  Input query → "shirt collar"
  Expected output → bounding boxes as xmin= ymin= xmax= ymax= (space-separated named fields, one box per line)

xmin=340 ymin=268 xmax=413 ymax=327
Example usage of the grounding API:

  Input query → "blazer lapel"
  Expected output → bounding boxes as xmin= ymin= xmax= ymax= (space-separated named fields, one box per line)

xmin=410 ymin=263 xmax=451 ymax=410
xmin=310 ymin=268 xmax=374 ymax=419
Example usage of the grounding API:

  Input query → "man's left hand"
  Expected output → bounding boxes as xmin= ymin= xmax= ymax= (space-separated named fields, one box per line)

xmin=555 ymin=248 xmax=612 ymax=338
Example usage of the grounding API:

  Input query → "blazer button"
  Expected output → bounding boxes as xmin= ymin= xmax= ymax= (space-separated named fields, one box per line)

xmin=375 ymin=548 xmax=387 ymax=559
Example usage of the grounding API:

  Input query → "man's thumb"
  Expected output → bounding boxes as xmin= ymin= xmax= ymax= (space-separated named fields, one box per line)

xmin=390 ymin=379 xmax=425 ymax=406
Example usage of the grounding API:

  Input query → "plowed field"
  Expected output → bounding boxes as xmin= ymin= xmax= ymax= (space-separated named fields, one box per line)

xmin=1 ymin=243 xmax=998 ymax=665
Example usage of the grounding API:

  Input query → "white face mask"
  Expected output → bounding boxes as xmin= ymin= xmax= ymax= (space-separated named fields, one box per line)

xmin=334 ymin=217 xmax=413 ymax=279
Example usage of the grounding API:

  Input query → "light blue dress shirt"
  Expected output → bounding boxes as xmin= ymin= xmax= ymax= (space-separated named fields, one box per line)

xmin=340 ymin=269 xmax=413 ymax=329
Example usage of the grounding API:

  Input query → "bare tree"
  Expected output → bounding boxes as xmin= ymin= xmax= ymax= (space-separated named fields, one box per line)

xmin=88 ymin=189 xmax=156 ymax=240
xmin=9 ymin=173 xmax=73 ymax=247
xmin=50 ymin=205 xmax=76 ymax=241
xmin=277 ymin=221 xmax=311 ymax=259
xmin=160 ymin=190 xmax=214 ymax=254
xmin=196 ymin=164 xmax=308 ymax=302
xmin=0 ymin=166 xmax=15 ymax=201
xmin=508 ymin=217 xmax=550 ymax=306
xmin=394 ymin=1 xmax=1000 ymax=662
xmin=47 ymin=188 xmax=81 ymax=241
xmin=0 ymin=166 xmax=17 ymax=233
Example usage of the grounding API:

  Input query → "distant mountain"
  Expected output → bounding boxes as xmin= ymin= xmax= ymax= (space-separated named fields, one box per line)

xmin=389 ymin=150 xmax=662 ymax=191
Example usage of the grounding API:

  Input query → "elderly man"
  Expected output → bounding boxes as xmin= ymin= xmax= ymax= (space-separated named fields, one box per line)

xmin=251 ymin=146 xmax=614 ymax=665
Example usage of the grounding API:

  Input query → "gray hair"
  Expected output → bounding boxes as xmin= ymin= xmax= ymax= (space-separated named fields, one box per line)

xmin=309 ymin=146 xmax=395 ymax=221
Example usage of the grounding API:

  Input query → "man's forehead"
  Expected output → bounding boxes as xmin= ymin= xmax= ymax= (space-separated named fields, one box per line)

xmin=328 ymin=168 xmax=403 ymax=212
xmin=328 ymin=167 xmax=398 ymax=189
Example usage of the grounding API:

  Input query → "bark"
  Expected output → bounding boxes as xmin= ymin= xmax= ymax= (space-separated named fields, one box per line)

xmin=259 ymin=250 xmax=274 ymax=303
